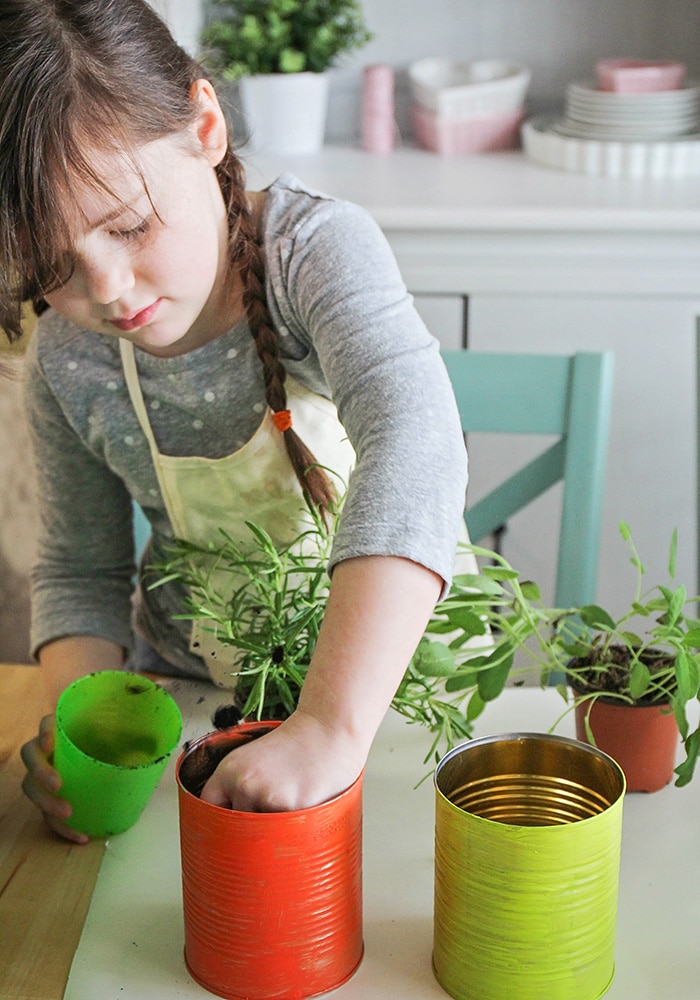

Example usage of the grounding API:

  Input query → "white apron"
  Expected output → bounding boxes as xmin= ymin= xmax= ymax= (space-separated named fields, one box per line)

xmin=120 ymin=340 xmax=478 ymax=688
xmin=120 ymin=339 xmax=355 ymax=686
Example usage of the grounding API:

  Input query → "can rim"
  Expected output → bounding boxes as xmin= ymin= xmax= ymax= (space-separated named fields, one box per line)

xmin=434 ymin=730 xmax=626 ymax=818
xmin=176 ymin=720 xmax=363 ymax=814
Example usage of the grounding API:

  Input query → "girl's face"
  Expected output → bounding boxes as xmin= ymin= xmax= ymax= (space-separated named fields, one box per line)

xmin=44 ymin=84 xmax=236 ymax=358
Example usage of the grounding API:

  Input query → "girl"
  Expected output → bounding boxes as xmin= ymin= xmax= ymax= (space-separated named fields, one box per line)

xmin=1 ymin=0 xmax=469 ymax=843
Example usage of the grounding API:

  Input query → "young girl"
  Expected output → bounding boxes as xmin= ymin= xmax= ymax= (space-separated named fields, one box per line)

xmin=2 ymin=0 xmax=469 ymax=843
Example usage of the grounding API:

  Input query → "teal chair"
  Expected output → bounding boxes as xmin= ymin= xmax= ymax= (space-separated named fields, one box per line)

xmin=442 ymin=350 xmax=615 ymax=609
xmin=132 ymin=499 xmax=151 ymax=562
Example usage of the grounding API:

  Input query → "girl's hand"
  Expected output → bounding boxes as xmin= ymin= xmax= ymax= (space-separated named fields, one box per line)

xmin=20 ymin=714 xmax=89 ymax=844
xmin=199 ymin=709 xmax=365 ymax=813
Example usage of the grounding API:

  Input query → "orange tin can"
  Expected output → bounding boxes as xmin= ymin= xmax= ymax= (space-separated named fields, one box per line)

xmin=176 ymin=721 xmax=364 ymax=1000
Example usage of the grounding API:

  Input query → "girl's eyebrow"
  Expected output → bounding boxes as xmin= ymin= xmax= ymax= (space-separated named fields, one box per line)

xmin=88 ymin=197 xmax=144 ymax=232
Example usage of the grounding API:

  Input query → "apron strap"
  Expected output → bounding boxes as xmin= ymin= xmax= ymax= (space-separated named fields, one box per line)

xmin=119 ymin=339 xmax=178 ymax=519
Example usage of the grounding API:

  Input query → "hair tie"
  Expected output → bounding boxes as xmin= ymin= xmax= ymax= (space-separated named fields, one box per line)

xmin=271 ymin=409 xmax=292 ymax=432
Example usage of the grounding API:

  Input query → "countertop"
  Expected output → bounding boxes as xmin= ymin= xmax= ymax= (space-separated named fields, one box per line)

xmin=243 ymin=145 xmax=700 ymax=233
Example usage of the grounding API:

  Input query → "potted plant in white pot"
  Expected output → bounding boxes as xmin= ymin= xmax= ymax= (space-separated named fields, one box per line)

xmin=200 ymin=0 xmax=372 ymax=155
xmin=424 ymin=521 xmax=700 ymax=792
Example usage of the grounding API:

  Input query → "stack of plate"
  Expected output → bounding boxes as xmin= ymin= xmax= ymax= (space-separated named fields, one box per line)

xmin=557 ymin=79 xmax=700 ymax=141
xmin=522 ymin=78 xmax=700 ymax=177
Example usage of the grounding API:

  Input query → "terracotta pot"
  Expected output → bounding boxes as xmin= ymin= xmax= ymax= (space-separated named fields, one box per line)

xmin=176 ymin=721 xmax=364 ymax=1000
xmin=574 ymin=696 xmax=679 ymax=793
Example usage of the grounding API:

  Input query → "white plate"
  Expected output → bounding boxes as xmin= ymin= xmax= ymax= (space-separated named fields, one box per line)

xmin=568 ymin=79 xmax=700 ymax=107
xmin=567 ymin=98 xmax=699 ymax=121
xmin=552 ymin=118 xmax=699 ymax=142
xmin=522 ymin=114 xmax=700 ymax=177
xmin=566 ymin=115 xmax=699 ymax=133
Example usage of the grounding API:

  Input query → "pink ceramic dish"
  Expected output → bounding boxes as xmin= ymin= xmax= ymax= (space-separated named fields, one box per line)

xmin=596 ymin=58 xmax=686 ymax=93
xmin=412 ymin=104 xmax=524 ymax=155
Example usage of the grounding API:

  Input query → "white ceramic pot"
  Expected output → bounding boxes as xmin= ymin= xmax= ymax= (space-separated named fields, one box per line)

xmin=239 ymin=72 xmax=329 ymax=156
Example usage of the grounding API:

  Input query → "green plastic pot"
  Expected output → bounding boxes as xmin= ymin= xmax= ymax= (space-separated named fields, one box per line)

xmin=54 ymin=670 xmax=182 ymax=837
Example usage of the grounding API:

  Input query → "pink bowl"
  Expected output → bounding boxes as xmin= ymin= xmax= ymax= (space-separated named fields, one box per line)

xmin=411 ymin=104 xmax=524 ymax=155
xmin=596 ymin=58 xmax=686 ymax=93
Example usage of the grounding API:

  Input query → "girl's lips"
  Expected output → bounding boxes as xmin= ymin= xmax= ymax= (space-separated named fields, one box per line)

xmin=109 ymin=299 xmax=161 ymax=332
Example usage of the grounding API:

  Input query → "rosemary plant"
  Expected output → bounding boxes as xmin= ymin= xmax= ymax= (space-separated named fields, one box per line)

xmin=150 ymin=499 xmax=475 ymax=766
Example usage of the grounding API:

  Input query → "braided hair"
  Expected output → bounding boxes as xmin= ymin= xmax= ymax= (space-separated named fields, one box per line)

xmin=0 ymin=0 xmax=335 ymax=513
xmin=215 ymin=147 xmax=337 ymax=513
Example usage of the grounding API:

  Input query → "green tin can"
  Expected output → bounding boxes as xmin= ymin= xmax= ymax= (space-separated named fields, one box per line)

xmin=433 ymin=732 xmax=625 ymax=1000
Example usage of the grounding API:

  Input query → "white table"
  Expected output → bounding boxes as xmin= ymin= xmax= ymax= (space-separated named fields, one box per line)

xmin=64 ymin=682 xmax=700 ymax=1000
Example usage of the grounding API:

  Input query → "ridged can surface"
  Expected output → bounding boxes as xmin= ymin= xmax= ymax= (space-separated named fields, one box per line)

xmin=176 ymin=722 xmax=364 ymax=1000
xmin=433 ymin=732 xmax=625 ymax=1000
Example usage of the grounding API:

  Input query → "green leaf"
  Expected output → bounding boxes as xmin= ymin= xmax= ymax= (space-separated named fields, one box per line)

xmin=481 ymin=566 xmax=520 ymax=581
xmin=675 ymin=726 xmax=700 ymax=786
xmin=579 ymin=605 xmax=616 ymax=630
xmin=683 ymin=628 xmax=700 ymax=649
xmin=671 ymin=694 xmax=689 ymax=740
xmin=450 ymin=573 xmax=505 ymax=597
xmin=675 ymin=649 xmax=700 ymax=702
xmin=559 ymin=640 xmax=591 ymax=658
xmin=628 ymin=659 xmax=651 ymax=700
xmin=669 ymin=527 xmax=678 ymax=578
xmin=412 ymin=640 xmax=458 ymax=677
xmin=279 ymin=47 xmax=306 ymax=72
xmin=466 ymin=689 xmax=486 ymax=722
xmin=619 ymin=521 xmax=632 ymax=541
xmin=445 ymin=669 xmax=479 ymax=692
xmin=666 ymin=585 xmax=686 ymax=628
xmin=519 ymin=580 xmax=541 ymax=601
xmin=477 ymin=651 xmax=514 ymax=702
xmin=443 ymin=607 xmax=488 ymax=636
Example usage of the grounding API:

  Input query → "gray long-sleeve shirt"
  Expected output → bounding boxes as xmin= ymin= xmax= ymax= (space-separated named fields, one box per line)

xmin=25 ymin=174 xmax=468 ymax=677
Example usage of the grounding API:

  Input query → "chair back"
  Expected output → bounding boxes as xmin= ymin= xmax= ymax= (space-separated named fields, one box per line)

xmin=442 ymin=350 xmax=615 ymax=608
xmin=132 ymin=500 xmax=151 ymax=563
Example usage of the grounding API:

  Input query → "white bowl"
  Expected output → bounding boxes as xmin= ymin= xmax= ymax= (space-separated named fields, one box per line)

xmin=408 ymin=58 xmax=531 ymax=118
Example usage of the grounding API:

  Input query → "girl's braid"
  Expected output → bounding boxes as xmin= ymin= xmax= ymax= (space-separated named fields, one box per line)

xmin=216 ymin=148 xmax=336 ymax=515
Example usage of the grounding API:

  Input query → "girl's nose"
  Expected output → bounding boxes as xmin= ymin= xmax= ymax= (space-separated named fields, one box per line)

xmin=83 ymin=252 xmax=135 ymax=305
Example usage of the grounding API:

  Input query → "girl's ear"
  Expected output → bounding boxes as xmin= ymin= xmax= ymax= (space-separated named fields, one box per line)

xmin=189 ymin=79 xmax=228 ymax=167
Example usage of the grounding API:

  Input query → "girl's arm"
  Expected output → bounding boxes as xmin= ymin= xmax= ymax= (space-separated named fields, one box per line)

xmin=20 ymin=635 xmax=125 ymax=844
xmin=200 ymin=554 xmax=442 ymax=811
xmin=39 ymin=634 xmax=126 ymax=703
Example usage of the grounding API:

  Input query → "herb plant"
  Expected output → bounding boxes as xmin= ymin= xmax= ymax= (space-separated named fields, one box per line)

xmin=201 ymin=0 xmax=373 ymax=80
xmin=430 ymin=522 xmax=700 ymax=787
xmin=150 ymin=500 xmax=473 ymax=767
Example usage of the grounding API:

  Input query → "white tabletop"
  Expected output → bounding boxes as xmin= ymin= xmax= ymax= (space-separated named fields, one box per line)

xmin=64 ymin=682 xmax=700 ymax=1000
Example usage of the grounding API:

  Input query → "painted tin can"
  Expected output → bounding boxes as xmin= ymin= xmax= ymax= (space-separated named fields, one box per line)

xmin=433 ymin=732 xmax=625 ymax=1000
xmin=176 ymin=721 xmax=364 ymax=1000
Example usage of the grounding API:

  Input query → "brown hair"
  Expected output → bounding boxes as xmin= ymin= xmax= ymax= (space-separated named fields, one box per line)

xmin=0 ymin=0 xmax=334 ymax=511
